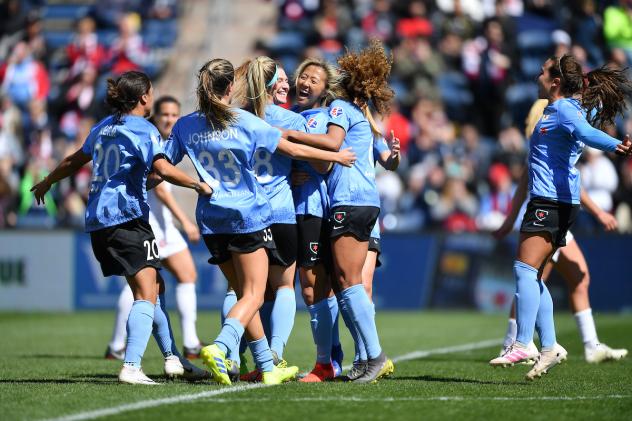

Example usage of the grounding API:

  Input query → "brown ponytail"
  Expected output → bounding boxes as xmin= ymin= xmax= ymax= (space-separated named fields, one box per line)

xmin=106 ymin=71 xmax=151 ymax=123
xmin=197 ymin=58 xmax=237 ymax=131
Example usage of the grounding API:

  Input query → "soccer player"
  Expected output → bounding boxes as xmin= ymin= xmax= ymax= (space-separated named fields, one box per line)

xmin=282 ymin=40 xmax=395 ymax=383
xmin=488 ymin=55 xmax=632 ymax=380
xmin=163 ymin=58 xmax=356 ymax=385
xmin=492 ymin=100 xmax=628 ymax=364
xmin=31 ymin=71 xmax=213 ymax=384
xmin=105 ymin=96 xmax=206 ymax=361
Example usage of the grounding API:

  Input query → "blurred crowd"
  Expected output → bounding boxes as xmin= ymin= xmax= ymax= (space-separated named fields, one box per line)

xmin=0 ymin=0 xmax=177 ymax=228
xmin=262 ymin=0 xmax=632 ymax=234
xmin=1 ymin=0 xmax=632 ymax=235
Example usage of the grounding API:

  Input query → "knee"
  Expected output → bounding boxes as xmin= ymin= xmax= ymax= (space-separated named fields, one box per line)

xmin=571 ymin=272 xmax=590 ymax=296
xmin=302 ymin=287 xmax=315 ymax=306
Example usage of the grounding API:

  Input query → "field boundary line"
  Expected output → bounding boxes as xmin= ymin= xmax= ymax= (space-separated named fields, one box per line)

xmin=42 ymin=338 xmax=502 ymax=421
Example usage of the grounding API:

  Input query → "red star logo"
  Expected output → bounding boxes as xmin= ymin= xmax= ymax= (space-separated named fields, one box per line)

xmin=540 ymin=127 xmax=547 ymax=135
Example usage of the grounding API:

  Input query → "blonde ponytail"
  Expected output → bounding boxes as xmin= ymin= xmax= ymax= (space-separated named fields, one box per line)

xmin=234 ymin=56 xmax=277 ymax=118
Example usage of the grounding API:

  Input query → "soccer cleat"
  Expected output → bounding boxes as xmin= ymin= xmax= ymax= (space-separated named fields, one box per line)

xmin=497 ymin=341 xmax=539 ymax=365
xmin=526 ymin=343 xmax=568 ymax=381
xmin=382 ymin=358 xmax=395 ymax=378
xmin=118 ymin=365 xmax=160 ymax=385
xmin=489 ymin=342 xmax=536 ymax=367
xmin=299 ymin=362 xmax=336 ymax=383
xmin=261 ymin=365 xmax=299 ymax=385
xmin=200 ymin=344 xmax=232 ymax=385
xmin=104 ymin=346 xmax=125 ymax=361
xmin=585 ymin=343 xmax=629 ymax=363
xmin=353 ymin=352 xmax=394 ymax=383
xmin=271 ymin=350 xmax=288 ymax=368
xmin=226 ymin=359 xmax=240 ymax=383
xmin=331 ymin=344 xmax=344 ymax=372
xmin=240 ymin=369 xmax=262 ymax=382
xmin=183 ymin=342 xmax=207 ymax=360
xmin=164 ymin=355 xmax=210 ymax=381
xmin=344 ymin=360 xmax=368 ymax=381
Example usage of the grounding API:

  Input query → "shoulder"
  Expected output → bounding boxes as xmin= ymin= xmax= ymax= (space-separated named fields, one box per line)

xmin=328 ymin=100 xmax=350 ymax=119
xmin=556 ymin=98 xmax=585 ymax=120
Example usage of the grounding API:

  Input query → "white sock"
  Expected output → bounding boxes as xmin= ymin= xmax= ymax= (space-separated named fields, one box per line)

xmin=176 ymin=283 xmax=200 ymax=348
xmin=109 ymin=284 xmax=134 ymax=350
xmin=574 ymin=308 xmax=599 ymax=349
xmin=503 ymin=318 xmax=517 ymax=349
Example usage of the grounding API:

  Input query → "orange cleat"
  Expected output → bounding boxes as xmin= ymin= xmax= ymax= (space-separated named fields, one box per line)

xmin=239 ymin=369 xmax=262 ymax=382
xmin=299 ymin=362 xmax=335 ymax=383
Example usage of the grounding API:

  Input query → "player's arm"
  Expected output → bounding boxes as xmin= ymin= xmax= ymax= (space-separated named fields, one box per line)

xmin=276 ymin=138 xmax=356 ymax=167
xmin=492 ymin=168 xmax=528 ymax=240
xmin=31 ymin=148 xmax=92 ymax=205
xmin=580 ymin=188 xmax=618 ymax=231
xmin=571 ymin=117 xmax=631 ymax=155
xmin=153 ymin=182 xmax=201 ymax=242
xmin=152 ymin=157 xmax=213 ymax=196
xmin=282 ymin=124 xmax=346 ymax=152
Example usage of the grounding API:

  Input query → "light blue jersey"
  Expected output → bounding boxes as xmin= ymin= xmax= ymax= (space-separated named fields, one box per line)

xmin=164 ymin=109 xmax=281 ymax=235
xmin=326 ymin=99 xmax=380 ymax=209
xmin=369 ymin=135 xmax=390 ymax=239
xmin=82 ymin=115 xmax=163 ymax=232
xmin=530 ymin=98 xmax=621 ymax=204
xmin=255 ymin=104 xmax=305 ymax=224
xmin=293 ymin=107 xmax=330 ymax=218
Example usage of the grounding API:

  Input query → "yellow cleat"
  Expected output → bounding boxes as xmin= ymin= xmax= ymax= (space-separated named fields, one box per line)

xmin=261 ymin=365 xmax=299 ymax=385
xmin=381 ymin=358 xmax=395 ymax=378
xmin=200 ymin=344 xmax=232 ymax=385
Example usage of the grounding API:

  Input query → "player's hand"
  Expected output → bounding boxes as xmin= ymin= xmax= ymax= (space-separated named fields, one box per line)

xmin=336 ymin=147 xmax=356 ymax=167
xmin=183 ymin=220 xmax=201 ymax=243
xmin=389 ymin=130 xmax=400 ymax=159
xmin=492 ymin=220 xmax=513 ymax=240
xmin=291 ymin=170 xmax=310 ymax=186
xmin=195 ymin=181 xmax=213 ymax=196
xmin=615 ymin=134 xmax=631 ymax=156
xmin=30 ymin=177 xmax=51 ymax=205
xmin=596 ymin=210 xmax=618 ymax=232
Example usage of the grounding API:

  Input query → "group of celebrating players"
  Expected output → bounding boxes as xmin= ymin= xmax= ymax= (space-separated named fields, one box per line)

xmin=31 ymin=39 xmax=630 ymax=386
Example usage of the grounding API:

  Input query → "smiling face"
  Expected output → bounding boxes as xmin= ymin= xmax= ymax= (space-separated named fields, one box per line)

xmin=271 ymin=67 xmax=289 ymax=105
xmin=295 ymin=64 xmax=328 ymax=110
xmin=155 ymin=100 xmax=180 ymax=138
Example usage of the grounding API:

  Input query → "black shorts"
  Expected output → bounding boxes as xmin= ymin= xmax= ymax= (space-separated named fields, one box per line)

xmin=296 ymin=214 xmax=331 ymax=268
xmin=90 ymin=218 xmax=162 ymax=277
xmin=203 ymin=228 xmax=276 ymax=265
xmin=520 ymin=197 xmax=580 ymax=247
xmin=329 ymin=206 xmax=380 ymax=242
xmin=268 ymin=223 xmax=297 ymax=267
xmin=368 ymin=237 xmax=382 ymax=268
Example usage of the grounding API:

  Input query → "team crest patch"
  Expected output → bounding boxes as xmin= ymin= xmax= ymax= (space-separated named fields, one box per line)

xmin=333 ymin=211 xmax=346 ymax=223
xmin=307 ymin=117 xmax=318 ymax=129
xmin=535 ymin=209 xmax=549 ymax=221
xmin=309 ymin=242 xmax=319 ymax=254
xmin=330 ymin=107 xmax=343 ymax=118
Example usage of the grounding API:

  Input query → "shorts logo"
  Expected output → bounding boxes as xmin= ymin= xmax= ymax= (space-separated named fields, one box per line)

xmin=330 ymin=107 xmax=343 ymax=118
xmin=540 ymin=127 xmax=547 ymax=135
xmin=333 ymin=211 xmax=346 ymax=224
xmin=533 ymin=209 xmax=548 ymax=226
xmin=309 ymin=242 xmax=319 ymax=255
xmin=307 ymin=117 xmax=318 ymax=129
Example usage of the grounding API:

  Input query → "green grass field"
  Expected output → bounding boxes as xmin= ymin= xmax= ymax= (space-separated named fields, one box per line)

xmin=1 ymin=311 xmax=631 ymax=420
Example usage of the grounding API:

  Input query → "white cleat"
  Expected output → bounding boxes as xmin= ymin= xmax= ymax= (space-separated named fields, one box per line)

xmin=585 ymin=343 xmax=628 ymax=364
xmin=490 ymin=342 xmax=536 ymax=367
xmin=164 ymin=355 xmax=210 ymax=381
xmin=118 ymin=365 xmax=160 ymax=385
xmin=526 ymin=343 xmax=568 ymax=381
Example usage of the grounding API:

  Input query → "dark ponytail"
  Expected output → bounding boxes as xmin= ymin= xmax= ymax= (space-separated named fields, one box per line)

xmin=549 ymin=55 xmax=632 ymax=130
xmin=106 ymin=71 xmax=152 ymax=123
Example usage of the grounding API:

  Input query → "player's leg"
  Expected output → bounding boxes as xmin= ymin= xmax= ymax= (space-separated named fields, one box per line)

xmin=162 ymin=247 xmax=204 ymax=358
xmin=556 ymin=239 xmax=628 ymax=363
xmin=105 ymin=284 xmax=133 ymax=360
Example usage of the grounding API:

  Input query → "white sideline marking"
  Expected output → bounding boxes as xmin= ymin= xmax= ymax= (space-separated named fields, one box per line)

xmin=207 ymin=395 xmax=632 ymax=403
xmin=43 ymin=339 xmax=502 ymax=421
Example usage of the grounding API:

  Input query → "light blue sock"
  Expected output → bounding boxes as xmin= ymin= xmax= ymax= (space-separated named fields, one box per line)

xmin=214 ymin=317 xmax=244 ymax=358
xmin=514 ymin=261 xmax=541 ymax=346
xmin=328 ymin=296 xmax=340 ymax=347
xmin=340 ymin=284 xmax=382 ymax=359
xmin=124 ymin=300 xmax=155 ymax=367
xmin=308 ymin=299 xmax=333 ymax=364
xmin=221 ymin=290 xmax=237 ymax=325
xmin=270 ymin=287 xmax=296 ymax=359
xmin=248 ymin=337 xmax=275 ymax=373
xmin=535 ymin=280 xmax=556 ymax=349
xmin=337 ymin=293 xmax=367 ymax=362
xmin=260 ymin=301 xmax=274 ymax=342
xmin=152 ymin=294 xmax=178 ymax=357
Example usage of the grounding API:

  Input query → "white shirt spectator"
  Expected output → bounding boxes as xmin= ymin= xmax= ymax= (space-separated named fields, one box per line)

xmin=580 ymin=147 xmax=619 ymax=212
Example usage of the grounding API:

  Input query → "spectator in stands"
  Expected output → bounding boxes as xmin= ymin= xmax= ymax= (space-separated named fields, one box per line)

xmin=614 ymin=158 xmax=632 ymax=232
xmin=603 ymin=0 xmax=632 ymax=63
xmin=361 ymin=0 xmax=396 ymax=42
xmin=1 ymin=42 xmax=49 ymax=112
xmin=0 ymin=94 xmax=23 ymax=200
xmin=144 ymin=0 xmax=178 ymax=20
xmin=570 ymin=0 xmax=605 ymax=67
xmin=59 ymin=66 xmax=99 ymax=139
xmin=23 ymin=12 xmax=47 ymax=63
xmin=108 ymin=13 xmax=151 ymax=75
xmin=66 ymin=17 xmax=107 ymax=80
xmin=477 ymin=162 xmax=515 ymax=230
xmin=429 ymin=162 xmax=478 ymax=232
xmin=578 ymin=147 xmax=620 ymax=231
xmin=93 ymin=0 xmax=143 ymax=28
